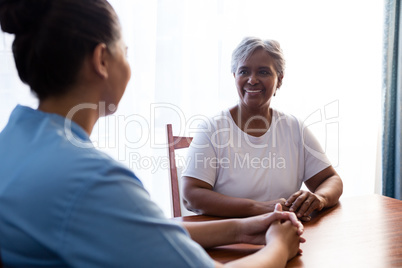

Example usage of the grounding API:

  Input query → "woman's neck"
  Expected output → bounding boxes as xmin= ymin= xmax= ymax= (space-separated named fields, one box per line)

xmin=229 ymin=103 xmax=272 ymax=137
xmin=38 ymin=90 xmax=100 ymax=135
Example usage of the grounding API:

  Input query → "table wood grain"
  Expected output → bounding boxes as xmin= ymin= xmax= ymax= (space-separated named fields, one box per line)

xmin=176 ymin=194 xmax=402 ymax=267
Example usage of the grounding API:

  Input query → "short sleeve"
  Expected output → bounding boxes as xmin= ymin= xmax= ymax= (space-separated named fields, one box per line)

xmin=182 ymin=122 xmax=218 ymax=187
xmin=60 ymin=164 xmax=214 ymax=268
xmin=301 ymin=125 xmax=331 ymax=181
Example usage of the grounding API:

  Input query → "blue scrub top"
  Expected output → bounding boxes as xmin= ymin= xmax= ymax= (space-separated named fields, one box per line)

xmin=0 ymin=105 xmax=214 ymax=268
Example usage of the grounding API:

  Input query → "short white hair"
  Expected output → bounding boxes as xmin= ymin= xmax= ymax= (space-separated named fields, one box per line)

xmin=231 ymin=37 xmax=285 ymax=77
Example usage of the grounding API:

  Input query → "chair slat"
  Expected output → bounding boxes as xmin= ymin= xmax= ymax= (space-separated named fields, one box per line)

xmin=166 ymin=124 xmax=193 ymax=217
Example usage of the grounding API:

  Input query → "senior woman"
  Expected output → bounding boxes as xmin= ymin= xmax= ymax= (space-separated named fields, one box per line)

xmin=0 ymin=1 xmax=304 ymax=267
xmin=182 ymin=37 xmax=343 ymax=220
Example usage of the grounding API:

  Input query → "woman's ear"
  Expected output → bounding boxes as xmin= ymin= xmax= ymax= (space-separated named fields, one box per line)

xmin=277 ymin=73 xmax=284 ymax=88
xmin=92 ymin=43 xmax=109 ymax=79
xmin=274 ymin=74 xmax=284 ymax=96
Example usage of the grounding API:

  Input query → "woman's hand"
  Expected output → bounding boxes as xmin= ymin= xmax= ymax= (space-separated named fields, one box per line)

xmin=236 ymin=203 xmax=304 ymax=245
xmin=249 ymin=197 xmax=288 ymax=215
xmin=286 ymin=166 xmax=343 ymax=221
xmin=285 ymin=190 xmax=327 ymax=220
xmin=214 ymin=204 xmax=305 ymax=268
xmin=265 ymin=218 xmax=303 ymax=261
xmin=261 ymin=198 xmax=287 ymax=211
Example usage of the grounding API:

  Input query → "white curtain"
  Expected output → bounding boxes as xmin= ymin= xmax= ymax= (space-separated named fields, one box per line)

xmin=0 ymin=0 xmax=384 ymax=217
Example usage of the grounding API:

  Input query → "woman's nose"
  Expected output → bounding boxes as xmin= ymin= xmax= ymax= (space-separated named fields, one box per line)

xmin=248 ymin=75 xmax=259 ymax=85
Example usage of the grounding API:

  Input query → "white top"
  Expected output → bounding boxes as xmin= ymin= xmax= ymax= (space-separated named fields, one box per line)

xmin=182 ymin=109 xmax=331 ymax=201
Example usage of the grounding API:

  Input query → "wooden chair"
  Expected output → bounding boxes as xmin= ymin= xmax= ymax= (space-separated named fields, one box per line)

xmin=166 ymin=124 xmax=193 ymax=217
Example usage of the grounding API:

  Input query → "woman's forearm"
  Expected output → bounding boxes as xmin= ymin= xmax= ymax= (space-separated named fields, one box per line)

xmin=182 ymin=219 xmax=239 ymax=248
xmin=184 ymin=206 xmax=304 ymax=268
xmin=314 ymin=175 xmax=343 ymax=208
xmin=213 ymin=218 xmax=301 ymax=268
xmin=184 ymin=186 xmax=278 ymax=217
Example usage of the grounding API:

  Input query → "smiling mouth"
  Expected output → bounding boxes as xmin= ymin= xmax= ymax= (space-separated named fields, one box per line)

xmin=244 ymin=89 xmax=263 ymax=93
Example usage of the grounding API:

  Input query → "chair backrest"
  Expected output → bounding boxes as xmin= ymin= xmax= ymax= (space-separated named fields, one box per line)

xmin=166 ymin=124 xmax=193 ymax=217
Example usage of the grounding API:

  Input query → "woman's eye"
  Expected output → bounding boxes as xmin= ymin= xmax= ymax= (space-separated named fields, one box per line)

xmin=239 ymin=70 xmax=247 ymax=75
xmin=260 ymin=70 xmax=269 ymax=75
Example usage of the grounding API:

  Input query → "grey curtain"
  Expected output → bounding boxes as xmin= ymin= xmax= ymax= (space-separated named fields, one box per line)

xmin=383 ymin=0 xmax=402 ymax=199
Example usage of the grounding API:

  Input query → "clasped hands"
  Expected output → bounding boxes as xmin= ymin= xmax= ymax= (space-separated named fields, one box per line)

xmin=238 ymin=203 xmax=305 ymax=258
xmin=282 ymin=190 xmax=327 ymax=221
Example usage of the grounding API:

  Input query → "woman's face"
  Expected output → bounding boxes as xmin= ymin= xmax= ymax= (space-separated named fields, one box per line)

xmin=105 ymin=37 xmax=131 ymax=113
xmin=234 ymin=48 xmax=281 ymax=111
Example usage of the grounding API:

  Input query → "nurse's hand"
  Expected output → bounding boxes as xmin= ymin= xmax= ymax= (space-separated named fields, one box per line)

xmin=285 ymin=190 xmax=327 ymax=221
xmin=236 ymin=203 xmax=304 ymax=245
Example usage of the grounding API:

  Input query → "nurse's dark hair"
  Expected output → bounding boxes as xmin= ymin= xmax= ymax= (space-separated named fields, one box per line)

xmin=231 ymin=37 xmax=285 ymax=77
xmin=0 ymin=0 xmax=120 ymax=100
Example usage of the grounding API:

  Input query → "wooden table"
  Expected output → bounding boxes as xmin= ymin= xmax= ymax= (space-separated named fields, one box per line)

xmin=176 ymin=194 xmax=402 ymax=267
